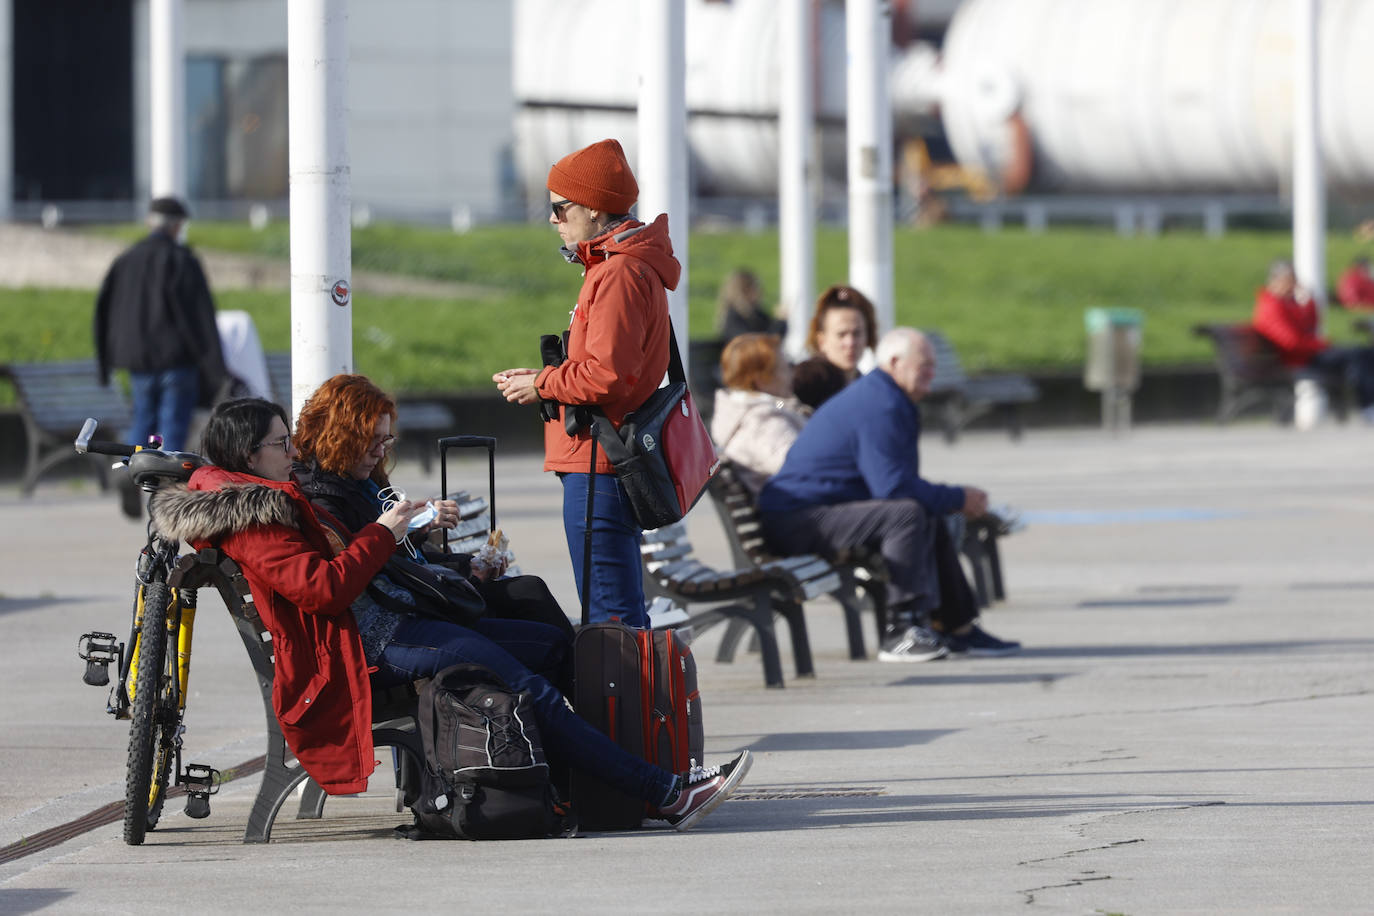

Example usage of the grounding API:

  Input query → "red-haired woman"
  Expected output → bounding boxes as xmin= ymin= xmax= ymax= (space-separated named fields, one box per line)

xmin=292 ymin=374 xmax=574 ymax=643
xmin=710 ymin=334 xmax=809 ymax=497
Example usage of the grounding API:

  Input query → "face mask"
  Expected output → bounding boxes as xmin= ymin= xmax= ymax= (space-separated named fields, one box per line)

xmin=176 ymin=221 xmax=190 ymax=244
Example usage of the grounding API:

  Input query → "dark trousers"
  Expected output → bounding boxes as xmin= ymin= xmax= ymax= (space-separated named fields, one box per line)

xmin=373 ymin=616 xmax=675 ymax=807
xmin=128 ymin=366 xmax=198 ymax=450
xmin=760 ymin=498 xmax=977 ymax=633
xmin=1304 ymin=346 xmax=1374 ymax=409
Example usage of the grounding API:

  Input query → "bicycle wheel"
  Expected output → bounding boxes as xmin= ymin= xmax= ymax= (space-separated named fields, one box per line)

xmin=124 ymin=581 xmax=171 ymax=845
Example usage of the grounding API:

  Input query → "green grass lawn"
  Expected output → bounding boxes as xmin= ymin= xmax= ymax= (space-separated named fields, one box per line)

xmin=5 ymin=220 xmax=1370 ymax=408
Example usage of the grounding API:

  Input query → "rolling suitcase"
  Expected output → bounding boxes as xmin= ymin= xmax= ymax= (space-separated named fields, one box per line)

xmin=437 ymin=435 xmax=497 ymax=556
xmin=571 ymin=435 xmax=704 ymax=830
xmin=434 ymin=435 xmax=574 ymax=645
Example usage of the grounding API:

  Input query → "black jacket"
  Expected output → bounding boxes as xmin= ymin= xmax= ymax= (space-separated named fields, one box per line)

xmin=292 ymin=461 xmax=471 ymax=575
xmin=94 ymin=231 xmax=226 ymax=399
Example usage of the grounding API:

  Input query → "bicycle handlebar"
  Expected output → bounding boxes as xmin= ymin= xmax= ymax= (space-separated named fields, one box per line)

xmin=75 ymin=418 xmax=137 ymax=458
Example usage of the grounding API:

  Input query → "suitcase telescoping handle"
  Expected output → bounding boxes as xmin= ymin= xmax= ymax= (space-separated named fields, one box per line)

xmin=437 ymin=435 xmax=497 ymax=555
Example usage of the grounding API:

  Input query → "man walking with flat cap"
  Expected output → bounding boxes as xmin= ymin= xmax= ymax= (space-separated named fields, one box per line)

xmin=95 ymin=196 xmax=226 ymax=515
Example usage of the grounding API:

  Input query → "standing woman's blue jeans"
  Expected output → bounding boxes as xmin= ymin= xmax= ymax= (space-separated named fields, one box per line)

xmin=560 ymin=471 xmax=648 ymax=628
xmin=128 ymin=366 xmax=199 ymax=450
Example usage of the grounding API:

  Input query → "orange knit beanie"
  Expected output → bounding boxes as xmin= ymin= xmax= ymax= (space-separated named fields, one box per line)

xmin=547 ymin=138 xmax=639 ymax=215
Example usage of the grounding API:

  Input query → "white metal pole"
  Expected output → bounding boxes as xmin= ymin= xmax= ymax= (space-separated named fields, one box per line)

xmin=846 ymin=0 xmax=895 ymax=335
xmin=0 ymin=0 xmax=11 ymax=223
xmin=780 ymin=0 xmax=816 ymax=361
xmin=148 ymin=0 xmax=186 ymax=199
xmin=638 ymin=0 xmax=690 ymax=375
xmin=1292 ymin=0 xmax=1326 ymax=322
xmin=287 ymin=0 xmax=353 ymax=419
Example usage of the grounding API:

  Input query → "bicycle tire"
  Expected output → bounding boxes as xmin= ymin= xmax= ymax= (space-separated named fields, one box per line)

xmin=124 ymin=581 xmax=170 ymax=845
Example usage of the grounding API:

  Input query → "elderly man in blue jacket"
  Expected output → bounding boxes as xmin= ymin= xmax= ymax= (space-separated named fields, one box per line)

xmin=758 ymin=327 xmax=1019 ymax=662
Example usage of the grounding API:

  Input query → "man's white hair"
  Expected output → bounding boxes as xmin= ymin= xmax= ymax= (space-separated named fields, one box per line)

xmin=876 ymin=327 xmax=925 ymax=366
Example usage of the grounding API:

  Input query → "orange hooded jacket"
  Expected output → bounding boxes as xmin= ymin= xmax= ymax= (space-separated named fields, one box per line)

xmin=534 ymin=214 xmax=681 ymax=474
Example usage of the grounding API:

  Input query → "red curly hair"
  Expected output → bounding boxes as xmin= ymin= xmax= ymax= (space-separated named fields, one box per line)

xmin=293 ymin=374 xmax=398 ymax=483
xmin=719 ymin=333 xmax=782 ymax=392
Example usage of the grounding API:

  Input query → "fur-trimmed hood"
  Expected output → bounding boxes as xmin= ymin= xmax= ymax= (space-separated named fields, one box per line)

xmin=149 ymin=466 xmax=300 ymax=545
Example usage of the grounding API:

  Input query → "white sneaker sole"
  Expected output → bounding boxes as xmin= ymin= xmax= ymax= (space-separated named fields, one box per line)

xmin=673 ymin=749 xmax=754 ymax=832
xmin=876 ymin=646 xmax=948 ymax=663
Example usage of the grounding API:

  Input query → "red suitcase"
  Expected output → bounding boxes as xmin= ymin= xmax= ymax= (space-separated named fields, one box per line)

xmin=571 ymin=439 xmax=704 ymax=831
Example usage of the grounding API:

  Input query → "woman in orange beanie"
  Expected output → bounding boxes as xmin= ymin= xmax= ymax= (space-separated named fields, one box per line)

xmin=493 ymin=139 xmax=681 ymax=628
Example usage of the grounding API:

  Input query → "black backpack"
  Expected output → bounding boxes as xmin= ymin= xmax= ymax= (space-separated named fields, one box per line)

xmin=403 ymin=663 xmax=570 ymax=840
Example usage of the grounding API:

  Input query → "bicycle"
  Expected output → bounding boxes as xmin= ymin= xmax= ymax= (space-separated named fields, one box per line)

xmin=74 ymin=418 xmax=221 ymax=845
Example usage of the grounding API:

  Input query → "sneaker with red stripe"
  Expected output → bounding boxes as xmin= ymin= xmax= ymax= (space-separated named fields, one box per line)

xmin=657 ymin=751 xmax=753 ymax=831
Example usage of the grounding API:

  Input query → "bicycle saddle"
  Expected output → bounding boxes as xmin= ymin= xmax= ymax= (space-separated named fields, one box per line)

xmin=129 ymin=449 xmax=207 ymax=489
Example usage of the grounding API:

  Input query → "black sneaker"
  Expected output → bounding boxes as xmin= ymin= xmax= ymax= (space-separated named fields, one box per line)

xmin=658 ymin=751 xmax=753 ymax=832
xmin=944 ymin=624 xmax=1021 ymax=657
xmin=876 ymin=625 xmax=949 ymax=663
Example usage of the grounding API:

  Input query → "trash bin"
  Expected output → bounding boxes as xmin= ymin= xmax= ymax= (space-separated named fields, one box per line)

xmin=1084 ymin=308 xmax=1143 ymax=431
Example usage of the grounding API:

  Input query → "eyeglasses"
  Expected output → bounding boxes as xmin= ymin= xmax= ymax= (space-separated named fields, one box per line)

xmin=252 ymin=434 xmax=291 ymax=454
xmin=551 ymin=199 xmax=576 ymax=222
xmin=369 ymin=434 xmax=397 ymax=454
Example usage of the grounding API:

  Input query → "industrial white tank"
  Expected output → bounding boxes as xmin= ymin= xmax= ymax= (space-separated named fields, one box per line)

xmin=940 ymin=0 xmax=1374 ymax=191
xmin=512 ymin=0 xmax=917 ymax=200
xmin=514 ymin=0 xmax=1374 ymax=200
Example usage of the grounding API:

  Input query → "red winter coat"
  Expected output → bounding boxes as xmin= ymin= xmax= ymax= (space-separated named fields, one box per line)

xmin=1251 ymin=288 xmax=1328 ymax=367
xmin=1337 ymin=265 xmax=1374 ymax=309
xmin=151 ymin=465 xmax=396 ymax=794
xmin=534 ymin=214 xmax=681 ymax=474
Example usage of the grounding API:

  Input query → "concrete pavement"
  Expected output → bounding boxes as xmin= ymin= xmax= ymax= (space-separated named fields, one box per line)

xmin=1 ymin=422 xmax=1372 ymax=913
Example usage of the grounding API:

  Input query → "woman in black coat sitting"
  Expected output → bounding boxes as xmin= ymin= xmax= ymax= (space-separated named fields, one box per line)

xmin=291 ymin=373 xmax=575 ymax=645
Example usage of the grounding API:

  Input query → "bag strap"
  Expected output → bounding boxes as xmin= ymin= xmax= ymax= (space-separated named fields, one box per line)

xmin=580 ymin=434 xmax=597 ymax=628
xmin=584 ymin=318 xmax=686 ymax=467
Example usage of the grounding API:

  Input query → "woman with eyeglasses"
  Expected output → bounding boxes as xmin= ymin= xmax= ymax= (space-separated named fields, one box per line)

xmin=492 ymin=138 xmax=680 ymax=629
xmin=149 ymin=397 xmax=751 ymax=829
xmin=292 ymin=373 xmax=575 ymax=643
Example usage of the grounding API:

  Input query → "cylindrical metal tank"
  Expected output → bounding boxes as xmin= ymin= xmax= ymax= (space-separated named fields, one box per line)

xmin=512 ymin=0 xmax=862 ymax=200
xmin=940 ymin=0 xmax=1374 ymax=191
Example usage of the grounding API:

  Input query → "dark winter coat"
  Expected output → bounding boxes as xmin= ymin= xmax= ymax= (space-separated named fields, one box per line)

xmin=149 ymin=465 xmax=395 ymax=794
xmin=94 ymin=230 xmax=226 ymax=401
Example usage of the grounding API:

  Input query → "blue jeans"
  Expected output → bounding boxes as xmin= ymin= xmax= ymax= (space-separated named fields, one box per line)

xmin=561 ymin=472 xmax=648 ymax=628
xmin=373 ymin=615 xmax=674 ymax=807
xmin=128 ymin=366 xmax=199 ymax=451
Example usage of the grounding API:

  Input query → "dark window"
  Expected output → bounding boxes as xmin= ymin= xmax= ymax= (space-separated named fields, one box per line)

xmin=13 ymin=0 xmax=134 ymax=200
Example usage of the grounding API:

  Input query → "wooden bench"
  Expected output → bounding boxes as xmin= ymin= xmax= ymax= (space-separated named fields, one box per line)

xmin=921 ymin=330 xmax=1039 ymax=442
xmin=168 ymin=547 xmax=424 ymax=843
xmin=706 ymin=461 xmax=883 ymax=660
xmin=263 ymin=351 xmax=456 ymax=472
xmin=640 ymin=522 xmax=833 ymax=688
xmin=1193 ymin=323 xmax=1347 ymax=424
xmin=1 ymin=359 xmax=135 ymax=495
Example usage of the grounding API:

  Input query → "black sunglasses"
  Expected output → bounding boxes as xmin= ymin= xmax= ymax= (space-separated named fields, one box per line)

xmin=551 ymin=199 xmax=576 ymax=221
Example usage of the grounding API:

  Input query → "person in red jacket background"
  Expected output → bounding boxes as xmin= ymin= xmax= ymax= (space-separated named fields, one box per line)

xmin=1336 ymin=256 xmax=1374 ymax=309
xmin=493 ymin=139 xmax=679 ymax=627
xmin=1252 ymin=259 xmax=1374 ymax=421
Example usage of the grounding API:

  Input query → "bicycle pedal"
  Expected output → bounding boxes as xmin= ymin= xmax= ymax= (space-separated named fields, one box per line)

xmin=77 ymin=632 xmax=121 ymax=687
xmin=181 ymin=763 xmax=220 ymax=819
